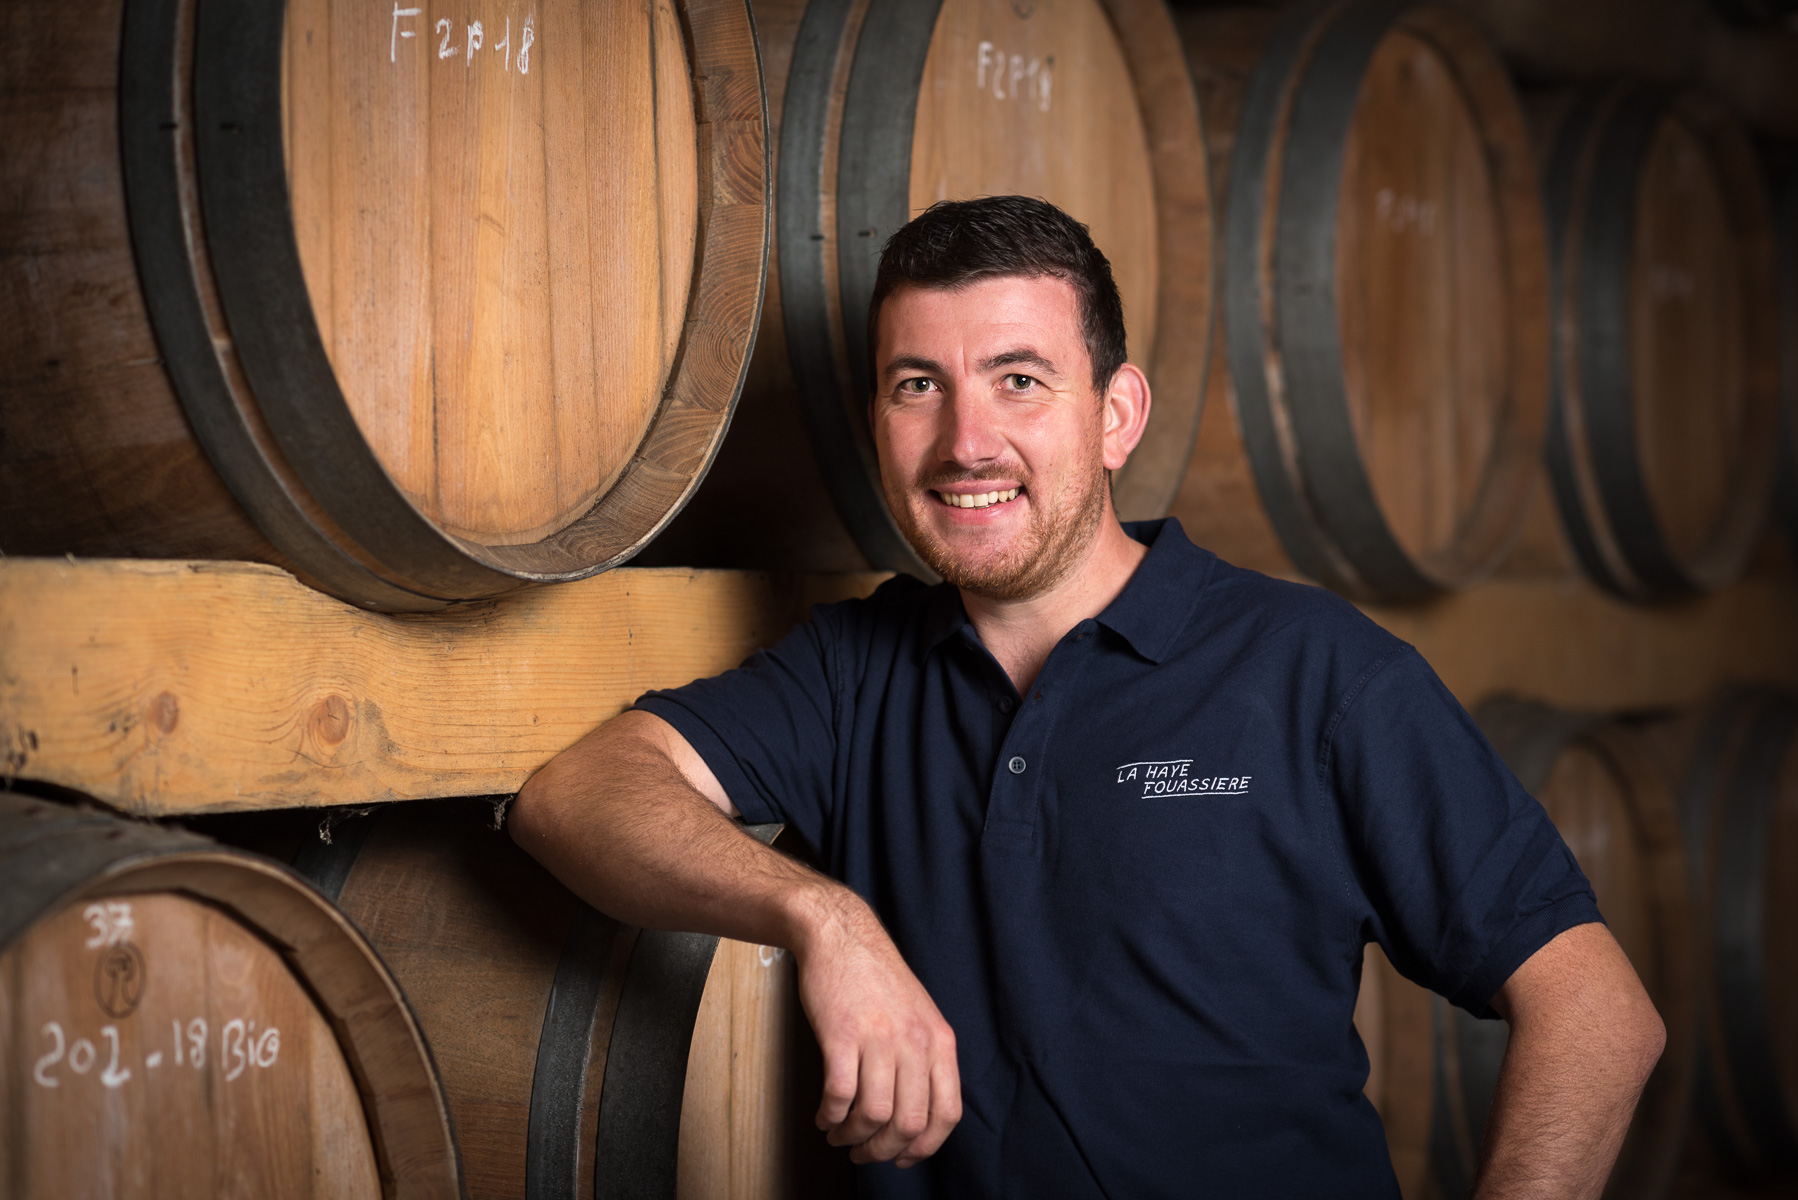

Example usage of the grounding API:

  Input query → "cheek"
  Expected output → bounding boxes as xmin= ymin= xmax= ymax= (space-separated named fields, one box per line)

xmin=1016 ymin=407 xmax=1102 ymax=479
xmin=874 ymin=408 xmax=933 ymax=477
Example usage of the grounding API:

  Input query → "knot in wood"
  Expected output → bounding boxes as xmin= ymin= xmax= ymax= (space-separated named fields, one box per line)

xmin=150 ymin=691 xmax=180 ymax=736
xmin=310 ymin=695 xmax=353 ymax=746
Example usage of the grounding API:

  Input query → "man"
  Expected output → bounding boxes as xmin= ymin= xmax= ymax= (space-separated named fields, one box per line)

xmin=511 ymin=197 xmax=1664 ymax=1197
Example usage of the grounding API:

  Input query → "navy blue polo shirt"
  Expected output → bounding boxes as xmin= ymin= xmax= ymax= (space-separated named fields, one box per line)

xmin=635 ymin=519 xmax=1599 ymax=1198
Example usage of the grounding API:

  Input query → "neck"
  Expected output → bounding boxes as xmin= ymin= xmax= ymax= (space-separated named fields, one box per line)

xmin=960 ymin=511 xmax=1149 ymax=695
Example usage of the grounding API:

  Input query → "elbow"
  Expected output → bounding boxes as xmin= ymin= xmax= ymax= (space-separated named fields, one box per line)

xmin=508 ymin=760 xmax=562 ymax=856
xmin=1633 ymin=1002 xmax=1667 ymax=1085
xmin=1610 ymin=986 xmax=1666 ymax=1091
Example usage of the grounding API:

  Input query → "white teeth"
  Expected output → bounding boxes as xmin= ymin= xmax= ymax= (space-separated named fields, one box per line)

xmin=938 ymin=487 xmax=1021 ymax=508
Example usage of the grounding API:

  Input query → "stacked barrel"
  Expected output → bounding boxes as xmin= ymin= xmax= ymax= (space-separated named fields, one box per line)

xmin=639 ymin=0 xmax=1216 ymax=573
xmin=0 ymin=794 xmax=461 ymax=1198
xmin=216 ymin=801 xmax=846 ymax=1200
xmin=5 ymin=0 xmax=1798 ymax=1195
xmin=6 ymin=0 xmax=1788 ymax=598
xmin=0 ymin=0 xmax=768 ymax=611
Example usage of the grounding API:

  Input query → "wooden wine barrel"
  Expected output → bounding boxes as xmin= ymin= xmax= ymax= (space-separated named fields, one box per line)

xmin=0 ymin=0 xmax=767 ymax=612
xmin=1171 ymin=1 xmax=1550 ymax=602
xmin=1352 ymin=942 xmax=1436 ymax=1199
xmin=637 ymin=0 xmax=1213 ymax=574
xmin=0 ymin=793 xmax=461 ymax=1198
xmin=215 ymin=800 xmax=846 ymax=1200
xmin=1675 ymin=691 xmax=1798 ymax=1175
xmin=1427 ymin=700 xmax=1696 ymax=1199
xmin=1537 ymin=84 xmax=1780 ymax=601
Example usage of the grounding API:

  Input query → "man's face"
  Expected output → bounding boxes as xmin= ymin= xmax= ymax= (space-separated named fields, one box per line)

xmin=871 ymin=274 xmax=1136 ymax=600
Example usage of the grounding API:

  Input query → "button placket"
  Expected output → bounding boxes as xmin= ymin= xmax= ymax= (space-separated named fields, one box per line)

xmin=983 ymin=620 xmax=1097 ymax=838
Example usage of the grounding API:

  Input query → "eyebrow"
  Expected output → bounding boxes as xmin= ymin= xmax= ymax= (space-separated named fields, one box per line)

xmin=978 ymin=348 xmax=1062 ymax=378
xmin=881 ymin=354 xmax=945 ymax=380
xmin=879 ymin=347 xmax=1065 ymax=381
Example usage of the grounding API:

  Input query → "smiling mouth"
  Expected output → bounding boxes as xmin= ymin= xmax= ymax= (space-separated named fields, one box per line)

xmin=934 ymin=487 xmax=1022 ymax=509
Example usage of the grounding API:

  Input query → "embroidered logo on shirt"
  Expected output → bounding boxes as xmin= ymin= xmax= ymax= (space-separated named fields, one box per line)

xmin=1114 ymin=759 xmax=1251 ymax=797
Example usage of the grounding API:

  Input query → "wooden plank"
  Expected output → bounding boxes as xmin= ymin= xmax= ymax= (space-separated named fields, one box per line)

xmin=1361 ymin=576 xmax=1798 ymax=712
xmin=0 ymin=559 xmax=882 ymax=816
xmin=1 ymin=557 xmax=1795 ymax=816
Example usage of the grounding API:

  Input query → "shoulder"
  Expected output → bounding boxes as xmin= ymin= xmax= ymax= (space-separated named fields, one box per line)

xmin=802 ymin=571 xmax=945 ymax=646
xmin=1180 ymin=552 xmax=1416 ymax=709
xmin=1205 ymin=555 xmax=1407 ymax=659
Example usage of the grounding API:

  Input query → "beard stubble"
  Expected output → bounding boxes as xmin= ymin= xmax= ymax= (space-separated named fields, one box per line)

xmin=884 ymin=434 xmax=1112 ymax=601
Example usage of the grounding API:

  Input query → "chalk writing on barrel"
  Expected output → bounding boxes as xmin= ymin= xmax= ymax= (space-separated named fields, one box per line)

xmin=976 ymin=41 xmax=1053 ymax=112
xmin=393 ymin=4 xmax=537 ymax=74
xmin=31 ymin=1015 xmax=280 ymax=1090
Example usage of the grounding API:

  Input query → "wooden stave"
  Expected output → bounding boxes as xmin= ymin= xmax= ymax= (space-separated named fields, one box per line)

xmin=253 ymin=800 xmax=840 ymax=1200
xmin=642 ymin=0 xmax=1214 ymax=575
xmin=1678 ymin=691 xmax=1798 ymax=1175
xmin=0 ymin=792 xmax=462 ymax=1199
xmin=782 ymin=0 xmax=934 ymax=575
xmin=1540 ymin=84 xmax=1781 ymax=601
xmin=1430 ymin=699 xmax=1699 ymax=1200
xmin=1218 ymin=0 xmax=1552 ymax=601
xmin=0 ymin=0 xmax=769 ymax=612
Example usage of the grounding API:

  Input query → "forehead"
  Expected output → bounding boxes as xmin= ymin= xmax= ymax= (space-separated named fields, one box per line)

xmin=877 ymin=275 xmax=1085 ymax=366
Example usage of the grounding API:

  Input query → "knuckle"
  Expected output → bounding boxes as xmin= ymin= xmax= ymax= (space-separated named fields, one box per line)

xmin=862 ymin=1098 xmax=895 ymax=1124
xmin=896 ymin=1113 xmax=928 ymax=1139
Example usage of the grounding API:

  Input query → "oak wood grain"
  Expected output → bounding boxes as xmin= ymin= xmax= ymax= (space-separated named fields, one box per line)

xmin=1540 ymin=86 xmax=1779 ymax=597
xmin=0 ymin=798 xmax=461 ymax=1198
xmin=4 ymin=557 xmax=1798 ymax=816
xmin=2 ymin=0 xmax=766 ymax=607
xmin=0 ymin=892 xmax=380 ymax=1199
xmin=0 ymin=559 xmax=883 ymax=815
xmin=1171 ymin=4 xmax=1549 ymax=597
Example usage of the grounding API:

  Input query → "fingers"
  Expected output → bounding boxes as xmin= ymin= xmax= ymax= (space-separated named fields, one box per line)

xmin=853 ymin=1038 xmax=931 ymax=1164
xmin=831 ymin=1051 xmax=894 ymax=1149
xmin=816 ymin=1038 xmax=860 ymax=1132
xmin=794 ymin=899 xmax=961 ymax=1166
xmin=824 ymin=1022 xmax=960 ymax=1167
xmin=896 ymin=1056 xmax=962 ymax=1168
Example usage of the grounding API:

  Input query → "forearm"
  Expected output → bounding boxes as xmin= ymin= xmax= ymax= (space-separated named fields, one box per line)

xmin=509 ymin=712 xmax=855 ymax=953
xmin=1472 ymin=925 xmax=1665 ymax=1199
xmin=513 ymin=711 xmax=963 ymax=1166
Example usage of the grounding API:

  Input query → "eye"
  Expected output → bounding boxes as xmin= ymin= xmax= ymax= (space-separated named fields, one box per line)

xmin=897 ymin=377 xmax=936 ymax=395
xmin=1004 ymin=373 xmax=1037 ymax=391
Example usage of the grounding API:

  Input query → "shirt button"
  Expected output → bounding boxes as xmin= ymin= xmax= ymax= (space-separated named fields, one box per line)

xmin=997 ymin=697 xmax=1014 ymax=714
xmin=1008 ymin=756 xmax=1027 ymax=775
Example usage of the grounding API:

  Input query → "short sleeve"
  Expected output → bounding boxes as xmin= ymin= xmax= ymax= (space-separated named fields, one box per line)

xmin=633 ymin=611 xmax=840 ymax=849
xmin=1327 ymin=649 xmax=1602 ymax=1018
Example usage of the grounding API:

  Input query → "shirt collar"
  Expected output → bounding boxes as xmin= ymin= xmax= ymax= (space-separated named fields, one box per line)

xmin=919 ymin=517 xmax=1214 ymax=664
xmin=1095 ymin=518 xmax=1213 ymax=664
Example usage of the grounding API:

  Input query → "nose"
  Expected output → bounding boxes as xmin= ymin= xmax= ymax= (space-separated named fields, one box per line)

xmin=934 ymin=387 xmax=1006 ymax=469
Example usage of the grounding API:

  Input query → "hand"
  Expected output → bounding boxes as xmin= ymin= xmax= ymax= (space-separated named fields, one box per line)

xmin=792 ymin=889 xmax=961 ymax=1168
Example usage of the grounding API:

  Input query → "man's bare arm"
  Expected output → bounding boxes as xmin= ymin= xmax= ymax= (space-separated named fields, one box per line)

xmin=509 ymin=710 xmax=961 ymax=1168
xmin=1472 ymin=922 xmax=1666 ymax=1199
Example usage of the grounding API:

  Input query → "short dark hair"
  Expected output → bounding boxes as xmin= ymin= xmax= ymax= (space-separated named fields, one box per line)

xmin=866 ymin=196 xmax=1128 ymax=394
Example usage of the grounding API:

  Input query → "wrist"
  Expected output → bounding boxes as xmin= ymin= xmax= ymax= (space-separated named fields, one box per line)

xmin=780 ymin=875 xmax=877 ymax=963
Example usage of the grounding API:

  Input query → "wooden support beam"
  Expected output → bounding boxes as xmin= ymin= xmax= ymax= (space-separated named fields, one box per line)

xmin=1363 ymin=579 xmax=1798 ymax=714
xmin=1 ymin=557 xmax=1794 ymax=816
xmin=0 ymin=559 xmax=882 ymax=816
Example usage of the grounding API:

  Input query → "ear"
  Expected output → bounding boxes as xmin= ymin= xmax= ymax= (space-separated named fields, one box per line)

xmin=1100 ymin=363 xmax=1151 ymax=472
